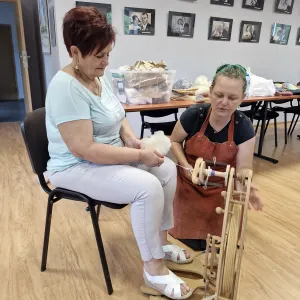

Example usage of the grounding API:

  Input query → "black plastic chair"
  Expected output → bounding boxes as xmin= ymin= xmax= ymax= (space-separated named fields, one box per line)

xmin=20 ymin=107 xmax=127 ymax=296
xmin=140 ymin=109 xmax=178 ymax=138
xmin=239 ymin=101 xmax=279 ymax=147
xmin=269 ymin=82 xmax=300 ymax=144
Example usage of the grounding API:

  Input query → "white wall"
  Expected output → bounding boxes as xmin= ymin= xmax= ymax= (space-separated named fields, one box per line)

xmin=0 ymin=2 xmax=24 ymax=99
xmin=53 ymin=0 xmax=300 ymax=136
xmin=43 ymin=0 xmax=60 ymax=87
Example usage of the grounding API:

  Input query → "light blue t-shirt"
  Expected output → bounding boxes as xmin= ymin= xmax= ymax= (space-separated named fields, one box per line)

xmin=45 ymin=71 xmax=126 ymax=172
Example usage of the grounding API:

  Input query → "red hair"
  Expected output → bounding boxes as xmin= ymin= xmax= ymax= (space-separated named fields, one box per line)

xmin=63 ymin=6 xmax=115 ymax=57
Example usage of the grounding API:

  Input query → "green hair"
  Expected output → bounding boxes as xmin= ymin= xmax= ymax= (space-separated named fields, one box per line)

xmin=211 ymin=64 xmax=247 ymax=93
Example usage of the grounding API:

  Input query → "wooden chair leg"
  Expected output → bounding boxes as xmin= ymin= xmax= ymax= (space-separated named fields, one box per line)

xmin=89 ymin=204 xmax=113 ymax=295
xmin=274 ymin=117 xmax=278 ymax=147
xmin=41 ymin=195 xmax=54 ymax=272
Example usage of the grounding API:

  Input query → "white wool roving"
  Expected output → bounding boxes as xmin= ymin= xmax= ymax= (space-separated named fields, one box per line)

xmin=141 ymin=131 xmax=171 ymax=156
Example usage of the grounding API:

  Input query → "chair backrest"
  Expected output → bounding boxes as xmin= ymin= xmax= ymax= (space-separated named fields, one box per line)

xmin=21 ymin=107 xmax=49 ymax=176
xmin=140 ymin=108 xmax=178 ymax=119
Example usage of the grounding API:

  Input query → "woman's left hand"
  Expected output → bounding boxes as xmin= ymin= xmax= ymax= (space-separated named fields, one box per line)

xmin=249 ymin=184 xmax=264 ymax=211
xmin=125 ymin=137 xmax=145 ymax=150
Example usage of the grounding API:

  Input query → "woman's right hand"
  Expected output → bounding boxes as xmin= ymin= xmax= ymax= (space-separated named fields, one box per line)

xmin=139 ymin=149 xmax=164 ymax=167
xmin=182 ymin=164 xmax=193 ymax=182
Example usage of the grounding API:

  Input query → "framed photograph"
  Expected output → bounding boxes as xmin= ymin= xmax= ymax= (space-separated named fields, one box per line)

xmin=167 ymin=11 xmax=196 ymax=38
xmin=48 ymin=6 xmax=56 ymax=47
xmin=239 ymin=21 xmax=262 ymax=43
xmin=275 ymin=0 xmax=294 ymax=14
xmin=210 ymin=0 xmax=234 ymax=6
xmin=208 ymin=17 xmax=233 ymax=41
xmin=37 ymin=0 xmax=51 ymax=54
xmin=242 ymin=0 xmax=265 ymax=10
xmin=296 ymin=28 xmax=300 ymax=45
xmin=76 ymin=2 xmax=112 ymax=23
xmin=124 ymin=7 xmax=155 ymax=36
xmin=270 ymin=23 xmax=291 ymax=45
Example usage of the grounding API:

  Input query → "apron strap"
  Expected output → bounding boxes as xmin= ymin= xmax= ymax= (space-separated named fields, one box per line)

xmin=228 ymin=112 xmax=235 ymax=143
xmin=197 ymin=107 xmax=212 ymax=139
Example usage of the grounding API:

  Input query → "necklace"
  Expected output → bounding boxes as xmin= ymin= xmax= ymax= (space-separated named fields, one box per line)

xmin=73 ymin=66 xmax=101 ymax=96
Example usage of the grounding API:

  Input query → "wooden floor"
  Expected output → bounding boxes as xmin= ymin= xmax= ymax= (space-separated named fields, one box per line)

xmin=1 ymin=122 xmax=300 ymax=300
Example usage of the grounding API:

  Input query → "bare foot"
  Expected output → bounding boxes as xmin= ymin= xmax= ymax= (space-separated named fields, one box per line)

xmin=144 ymin=259 xmax=190 ymax=298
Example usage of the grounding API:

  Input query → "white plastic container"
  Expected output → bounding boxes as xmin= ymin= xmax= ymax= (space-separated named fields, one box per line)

xmin=110 ymin=69 xmax=176 ymax=105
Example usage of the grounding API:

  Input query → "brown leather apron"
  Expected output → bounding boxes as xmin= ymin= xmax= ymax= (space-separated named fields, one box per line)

xmin=169 ymin=108 xmax=239 ymax=239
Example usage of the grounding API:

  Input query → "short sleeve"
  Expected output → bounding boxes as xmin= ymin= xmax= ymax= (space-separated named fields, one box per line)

xmin=235 ymin=112 xmax=256 ymax=145
xmin=180 ymin=104 xmax=201 ymax=135
xmin=48 ymin=79 xmax=91 ymax=126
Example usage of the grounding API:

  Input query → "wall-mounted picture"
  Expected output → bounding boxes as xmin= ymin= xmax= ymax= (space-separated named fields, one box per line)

xmin=242 ymin=0 xmax=265 ymax=10
xmin=270 ymin=23 xmax=291 ymax=45
xmin=167 ymin=11 xmax=196 ymax=38
xmin=208 ymin=17 xmax=233 ymax=41
xmin=124 ymin=7 xmax=155 ymax=36
xmin=239 ymin=21 xmax=262 ymax=43
xmin=37 ymin=0 xmax=51 ymax=54
xmin=275 ymin=0 xmax=294 ymax=14
xmin=76 ymin=2 xmax=112 ymax=23
xmin=210 ymin=0 xmax=234 ymax=6
xmin=296 ymin=28 xmax=300 ymax=45
xmin=48 ymin=6 xmax=56 ymax=47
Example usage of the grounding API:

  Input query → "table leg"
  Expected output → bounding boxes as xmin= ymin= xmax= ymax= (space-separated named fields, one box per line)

xmin=254 ymin=101 xmax=278 ymax=164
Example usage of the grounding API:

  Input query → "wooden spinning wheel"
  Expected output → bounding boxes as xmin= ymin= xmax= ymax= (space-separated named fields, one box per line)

xmin=140 ymin=157 xmax=253 ymax=300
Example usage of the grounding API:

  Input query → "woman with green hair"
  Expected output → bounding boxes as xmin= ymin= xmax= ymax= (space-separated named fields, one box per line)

xmin=169 ymin=64 xmax=263 ymax=250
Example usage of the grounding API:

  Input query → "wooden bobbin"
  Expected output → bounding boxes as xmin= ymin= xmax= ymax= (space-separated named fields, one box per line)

xmin=192 ymin=157 xmax=231 ymax=186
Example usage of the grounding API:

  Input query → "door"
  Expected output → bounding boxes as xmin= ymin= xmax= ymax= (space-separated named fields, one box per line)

xmin=0 ymin=0 xmax=32 ymax=113
xmin=0 ymin=25 xmax=19 ymax=100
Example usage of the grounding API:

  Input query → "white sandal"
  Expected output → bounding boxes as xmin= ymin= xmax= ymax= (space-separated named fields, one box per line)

xmin=163 ymin=245 xmax=193 ymax=264
xmin=143 ymin=269 xmax=193 ymax=300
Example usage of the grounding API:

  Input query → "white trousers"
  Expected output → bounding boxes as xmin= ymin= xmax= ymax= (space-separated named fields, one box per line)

xmin=48 ymin=157 xmax=177 ymax=262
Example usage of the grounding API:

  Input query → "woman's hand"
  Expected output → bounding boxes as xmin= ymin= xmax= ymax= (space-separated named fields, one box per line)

xmin=139 ymin=149 xmax=164 ymax=167
xmin=182 ymin=164 xmax=193 ymax=182
xmin=125 ymin=137 xmax=145 ymax=150
xmin=249 ymin=184 xmax=264 ymax=211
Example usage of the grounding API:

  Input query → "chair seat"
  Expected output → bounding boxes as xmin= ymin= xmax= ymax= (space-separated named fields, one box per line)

xmin=253 ymin=109 xmax=279 ymax=120
xmin=53 ymin=187 xmax=127 ymax=210
xmin=284 ymin=106 xmax=300 ymax=114
xmin=144 ymin=121 xmax=177 ymax=136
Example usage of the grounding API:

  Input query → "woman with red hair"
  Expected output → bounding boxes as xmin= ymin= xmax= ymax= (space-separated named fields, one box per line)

xmin=45 ymin=7 xmax=192 ymax=300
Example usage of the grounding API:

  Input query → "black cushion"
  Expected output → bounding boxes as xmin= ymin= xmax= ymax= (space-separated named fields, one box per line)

xmin=144 ymin=121 xmax=177 ymax=136
xmin=140 ymin=108 xmax=178 ymax=118
xmin=21 ymin=108 xmax=49 ymax=175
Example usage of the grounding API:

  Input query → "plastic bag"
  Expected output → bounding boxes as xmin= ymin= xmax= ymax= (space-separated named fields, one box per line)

xmin=248 ymin=73 xmax=275 ymax=97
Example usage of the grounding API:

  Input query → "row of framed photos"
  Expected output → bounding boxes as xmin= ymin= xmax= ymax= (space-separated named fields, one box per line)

xmin=75 ymin=2 xmax=300 ymax=45
xmin=211 ymin=0 xmax=294 ymax=14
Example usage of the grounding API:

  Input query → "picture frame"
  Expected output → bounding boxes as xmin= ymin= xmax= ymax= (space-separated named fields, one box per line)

xmin=210 ymin=0 xmax=234 ymax=6
xmin=239 ymin=21 xmax=262 ymax=43
xmin=76 ymin=2 xmax=112 ymax=24
xmin=242 ymin=0 xmax=265 ymax=10
xmin=167 ymin=11 xmax=196 ymax=38
xmin=208 ymin=17 xmax=233 ymax=41
xmin=275 ymin=0 xmax=294 ymax=14
xmin=37 ymin=0 xmax=51 ymax=54
xmin=124 ymin=7 xmax=155 ymax=36
xmin=270 ymin=23 xmax=291 ymax=45
xmin=48 ymin=6 xmax=56 ymax=47
xmin=296 ymin=28 xmax=300 ymax=45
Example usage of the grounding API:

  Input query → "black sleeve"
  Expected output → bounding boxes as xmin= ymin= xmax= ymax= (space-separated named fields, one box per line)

xmin=234 ymin=112 xmax=256 ymax=145
xmin=180 ymin=104 xmax=201 ymax=135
